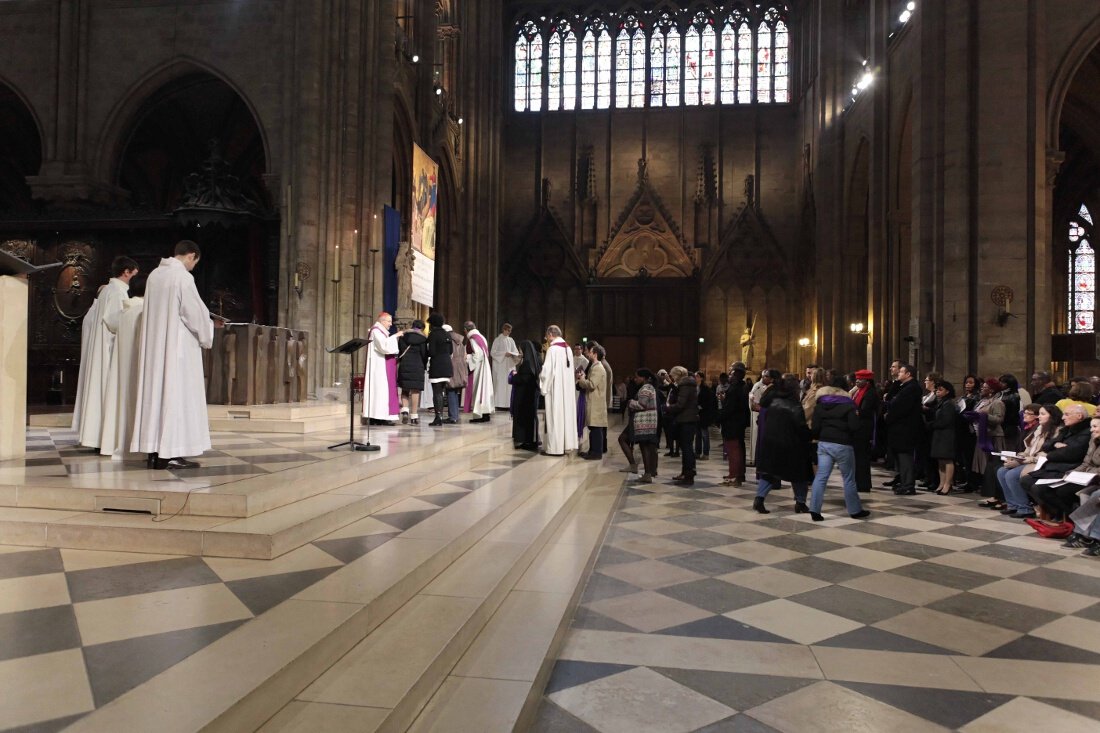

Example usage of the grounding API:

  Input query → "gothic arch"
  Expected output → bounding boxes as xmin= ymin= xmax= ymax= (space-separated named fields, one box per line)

xmin=0 ymin=74 xmax=45 ymax=162
xmin=0 ymin=80 xmax=43 ymax=210
xmin=1048 ymin=14 xmax=1100 ymax=152
xmin=597 ymin=169 xmax=694 ymax=277
xmin=95 ymin=57 xmax=270 ymax=186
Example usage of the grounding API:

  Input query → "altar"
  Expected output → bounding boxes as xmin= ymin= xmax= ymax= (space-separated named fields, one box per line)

xmin=204 ymin=324 xmax=310 ymax=405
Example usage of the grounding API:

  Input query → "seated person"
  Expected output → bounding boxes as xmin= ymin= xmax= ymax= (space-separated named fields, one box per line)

xmin=1019 ymin=404 xmax=1092 ymax=520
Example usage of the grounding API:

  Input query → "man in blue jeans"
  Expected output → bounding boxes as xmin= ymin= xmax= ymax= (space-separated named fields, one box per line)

xmin=809 ymin=378 xmax=871 ymax=521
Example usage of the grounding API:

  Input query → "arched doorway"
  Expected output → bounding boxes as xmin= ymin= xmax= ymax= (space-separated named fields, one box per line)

xmin=1051 ymin=40 xmax=1100 ymax=375
xmin=115 ymin=71 xmax=274 ymax=323
xmin=0 ymin=82 xmax=41 ymax=212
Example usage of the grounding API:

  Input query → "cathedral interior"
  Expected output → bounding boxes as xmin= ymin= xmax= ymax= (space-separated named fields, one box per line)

xmin=3 ymin=2 xmax=1100 ymax=732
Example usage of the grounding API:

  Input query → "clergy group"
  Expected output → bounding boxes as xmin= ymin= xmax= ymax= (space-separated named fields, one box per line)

xmin=72 ymin=240 xmax=220 ymax=470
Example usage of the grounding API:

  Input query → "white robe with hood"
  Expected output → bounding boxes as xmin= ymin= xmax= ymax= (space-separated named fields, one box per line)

xmin=465 ymin=328 xmax=494 ymax=417
xmin=131 ymin=258 xmax=214 ymax=458
xmin=100 ymin=297 xmax=144 ymax=459
xmin=362 ymin=321 xmax=400 ymax=421
xmin=490 ymin=333 xmax=519 ymax=409
xmin=75 ymin=278 xmax=129 ymax=448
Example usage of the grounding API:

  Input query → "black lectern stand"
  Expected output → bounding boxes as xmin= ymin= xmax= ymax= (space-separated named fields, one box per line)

xmin=326 ymin=338 xmax=378 ymax=451
xmin=0 ymin=249 xmax=63 ymax=276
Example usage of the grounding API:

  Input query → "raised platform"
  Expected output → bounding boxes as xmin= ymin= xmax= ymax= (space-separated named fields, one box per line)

xmin=0 ymin=419 xmax=513 ymax=559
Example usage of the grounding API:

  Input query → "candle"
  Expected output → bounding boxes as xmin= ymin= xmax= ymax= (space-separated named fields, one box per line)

xmin=334 ymin=245 xmax=341 ymax=281
xmin=351 ymin=229 xmax=359 ymax=266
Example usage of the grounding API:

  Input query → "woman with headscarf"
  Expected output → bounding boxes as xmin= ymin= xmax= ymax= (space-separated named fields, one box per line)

xmin=850 ymin=369 xmax=880 ymax=493
xmin=511 ymin=340 xmax=542 ymax=451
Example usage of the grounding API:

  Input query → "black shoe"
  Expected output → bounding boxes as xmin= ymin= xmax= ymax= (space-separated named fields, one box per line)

xmin=674 ymin=476 xmax=694 ymax=486
xmin=810 ymin=512 xmax=824 ymax=522
xmin=884 ymin=478 xmax=899 ymax=487
xmin=443 ymin=418 xmax=458 ymax=424
xmin=849 ymin=510 xmax=871 ymax=519
xmin=153 ymin=457 xmax=197 ymax=470
xmin=1083 ymin=545 xmax=1100 ymax=557
xmin=895 ymin=489 xmax=917 ymax=496
xmin=145 ymin=453 xmax=158 ymax=469
xmin=1062 ymin=534 xmax=1093 ymax=549
xmin=794 ymin=502 xmax=809 ymax=514
xmin=753 ymin=497 xmax=770 ymax=514
xmin=429 ymin=418 xmax=443 ymax=427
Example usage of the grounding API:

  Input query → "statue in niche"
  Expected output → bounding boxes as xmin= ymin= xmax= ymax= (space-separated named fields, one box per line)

xmin=740 ymin=312 xmax=758 ymax=371
xmin=395 ymin=240 xmax=416 ymax=318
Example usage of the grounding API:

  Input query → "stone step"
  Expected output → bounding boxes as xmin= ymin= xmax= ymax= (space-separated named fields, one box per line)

xmin=63 ymin=452 xmax=584 ymax=733
xmin=409 ymin=472 xmax=622 ymax=733
xmin=0 ymin=435 xmax=505 ymax=559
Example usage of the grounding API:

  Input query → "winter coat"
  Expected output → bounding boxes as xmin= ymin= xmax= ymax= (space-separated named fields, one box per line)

xmin=447 ymin=331 xmax=468 ymax=389
xmin=577 ymin=361 xmax=608 ymax=428
xmin=852 ymin=384 xmax=880 ymax=450
xmin=929 ymin=398 xmax=959 ymax=460
xmin=885 ymin=379 xmax=923 ymax=452
xmin=1026 ymin=421 xmax=1092 ymax=481
xmin=756 ymin=390 xmax=813 ymax=482
xmin=427 ymin=328 xmax=453 ymax=380
xmin=718 ymin=376 xmax=751 ymax=439
xmin=397 ymin=331 xmax=428 ymax=390
xmin=697 ymin=383 xmax=717 ymax=427
xmin=666 ymin=376 xmax=699 ymax=424
xmin=811 ymin=387 xmax=858 ymax=446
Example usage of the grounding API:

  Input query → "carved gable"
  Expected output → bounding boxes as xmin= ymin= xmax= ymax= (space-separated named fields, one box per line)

xmin=597 ymin=165 xmax=695 ymax=278
xmin=505 ymin=204 xmax=586 ymax=287
xmin=702 ymin=203 xmax=789 ymax=287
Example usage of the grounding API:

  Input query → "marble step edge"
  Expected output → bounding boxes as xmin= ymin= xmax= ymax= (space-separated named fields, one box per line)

xmin=207 ymin=457 xmax=582 ymax=733
xmin=361 ymin=470 xmax=596 ymax=733
xmin=207 ymin=402 xmax=349 ymax=420
xmin=65 ymin=454 xmax=576 ymax=733
xmin=406 ymin=473 xmax=625 ymax=733
xmin=207 ymin=415 xmax=348 ymax=435
xmin=0 ymin=446 xmax=500 ymax=559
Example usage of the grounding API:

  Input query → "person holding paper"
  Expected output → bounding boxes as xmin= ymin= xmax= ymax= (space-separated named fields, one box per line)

xmin=1030 ymin=416 xmax=1100 ymax=523
xmin=996 ymin=404 xmax=1054 ymax=517
xmin=363 ymin=312 xmax=402 ymax=425
xmin=490 ymin=323 xmax=519 ymax=410
xmin=1018 ymin=404 xmax=1091 ymax=519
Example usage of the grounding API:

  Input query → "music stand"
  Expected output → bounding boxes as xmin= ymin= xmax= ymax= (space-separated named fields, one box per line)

xmin=326 ymin=338 xmax=378 ymax=451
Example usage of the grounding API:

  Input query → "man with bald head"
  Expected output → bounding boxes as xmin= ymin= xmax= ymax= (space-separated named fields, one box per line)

xmin=539 ymin=324 xmax=578 ymax=456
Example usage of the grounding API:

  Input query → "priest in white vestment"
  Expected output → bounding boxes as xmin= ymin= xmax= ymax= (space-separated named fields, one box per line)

xmin=490 ymin=323 xmax=519 ymax=410
xmin=131 ymin=241 xmax=218 ymax=469
xmin=74 ymin=257 xmax=140 ymax=449
xmin=463 ymin=321 xmax=494 ymax=422
xmin=539 ymin=325 xmax=578 ymax=455
xmin=71 ymin=296 xmax=101 ymax=433
xmin=100 ymin=292 xmax=144 ymax=459
xmin=363 ymin=312 xmax=402 ymax=424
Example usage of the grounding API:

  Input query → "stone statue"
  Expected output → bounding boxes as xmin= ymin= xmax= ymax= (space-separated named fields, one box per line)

xmin=740 ymin=312 xmax=757 ymax=370
xmin=395 ymin=240 xmax=415 ymax=317
xmin=224 ymin=329 xmax=238 ymax=405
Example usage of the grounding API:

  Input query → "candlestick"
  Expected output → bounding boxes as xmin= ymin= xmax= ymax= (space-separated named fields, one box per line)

xmin=351 ymin=229 xmax=359 ymax=266
xmin=334 ymin=245 xmax=341 ymax=282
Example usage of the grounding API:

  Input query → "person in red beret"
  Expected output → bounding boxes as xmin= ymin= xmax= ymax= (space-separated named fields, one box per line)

xmin=851 ymin=369 xmax=880 ymax=493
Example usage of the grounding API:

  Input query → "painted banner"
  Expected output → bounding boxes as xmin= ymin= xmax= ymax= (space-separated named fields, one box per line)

xmin=410 ymin=143 xmax=437 ymax=307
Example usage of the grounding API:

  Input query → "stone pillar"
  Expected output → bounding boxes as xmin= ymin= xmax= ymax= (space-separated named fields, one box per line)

xmin=0 ymin=276 xmax=28 ymax=461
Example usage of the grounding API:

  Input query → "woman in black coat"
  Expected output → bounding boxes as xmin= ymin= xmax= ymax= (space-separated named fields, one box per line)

xmin=426 ymin=313 xmax=453 ymax=426
xmin=851 ymin=369 xmax=880 ymax=493
xmin=511 ymin=340 xmax=542 ymax=450
xmin=397 ymin=320 xmax=429 ymax=425
xmin=718 ymin=367 xmax=750 ymax=486
xmin=753 ymin=374 xmax=813 ymax=514
xmin=930 ymin=380 xmax=960 ymax=494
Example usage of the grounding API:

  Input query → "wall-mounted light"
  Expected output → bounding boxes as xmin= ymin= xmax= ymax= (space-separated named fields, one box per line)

xmin=849 ymin=322 xmax=866 ymax=335
xmin=797 ymin=337 xmax=811 ymax=347
xmin=698 ymin=337 xmax=705 ymax=344
xmin=411 ymin=54 xmax=419 ymax=63
xmin=457 ymin=117 xmax=463 ymax=125
xmin=434 ymin=86 xmax=442 ymax=96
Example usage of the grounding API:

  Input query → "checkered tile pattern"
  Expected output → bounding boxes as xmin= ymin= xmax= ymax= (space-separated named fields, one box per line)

xmin=0 ymin=456 xmax=530 ymax=732
xmin=534 ymin=453 xmax=1100 ymax=732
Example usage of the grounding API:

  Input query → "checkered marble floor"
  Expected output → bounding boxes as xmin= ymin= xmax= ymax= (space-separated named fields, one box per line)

xmin=0 ymin=454 xmax=532 ymax=732
xmin=533 ymin=457 xmax=1100 ymax=733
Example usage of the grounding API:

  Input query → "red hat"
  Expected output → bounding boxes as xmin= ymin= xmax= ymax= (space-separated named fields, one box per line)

xmin=855 ymin=369 xmax=875 ymax=380
xmin=984 ymin=377 xmax=1004 ymax=392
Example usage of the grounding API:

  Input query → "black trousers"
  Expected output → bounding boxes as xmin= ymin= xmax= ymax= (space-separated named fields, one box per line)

xmin=678 ymin=422 xmax=697 ymax=476
xmin=895 ymin=451 xmax=915 ymax=491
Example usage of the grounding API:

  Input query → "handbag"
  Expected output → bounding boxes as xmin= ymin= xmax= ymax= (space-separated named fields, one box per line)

xmin=1024 ymin=518 xmax=1074 ymax=539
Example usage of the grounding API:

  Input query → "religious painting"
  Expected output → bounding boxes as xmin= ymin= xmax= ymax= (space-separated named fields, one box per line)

xmin=411 ymin=143 xmax=438 ymax=260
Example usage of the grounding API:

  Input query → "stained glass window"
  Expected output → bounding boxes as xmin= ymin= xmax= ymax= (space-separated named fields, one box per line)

xmin=773 ymin=19 xmax=789 ymax=102
xmin=547 ymin=29 xmax=563 ymax=111
xmin=596 ymin=24 xmax=612 ymax=109
xmin=737 ymin=19 xmax=753 ymax=103
xmin=514 ymin=21 xmax=543 ymax=111
xmin=563 ymin=29 xmax=577 ymax=110
xmin=685 ymin=25 xmax=701 ymax=106
xmin=615 ymin=27 xmax=631 ymax=107
xmin=701 ymin=22 xmax=717 ymax=105
xmin=581 ymin=29 xmax=597 ymax=109
xmin=1069 ymin=204 xmax=1096 ymax=333
xmin=756 ymin=20 xmax=773 ymax=103
xmin=719 ymin=17 xmax=736 ymax=103
xmin=630 ymin=21 xmax=646 ymax=107
xmin=664 ymin=19 xmax=682 ymax=106
xmin=650 ymin=24 xmax=666 ymax=106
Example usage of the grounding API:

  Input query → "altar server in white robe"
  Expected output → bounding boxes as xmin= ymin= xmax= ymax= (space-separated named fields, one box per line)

xmin=363 ymin=312 xmax=402 ymax=424
xmin=100 ymin=286 xmax=145 ymax=459
xmin=75 ymin=257 xmax=139 ymax=449
xmin=490 ymin=323 xmax=519 ymax=411
xmin=539 ymin=325 xmax=578 ymax=455
xmin=71 ymin=295 xmax=101 ymax=433
xmin=131 ymin=241 xmax=218 ymax=469
xmin=464 ymin=321 xmax=494 ymax=422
